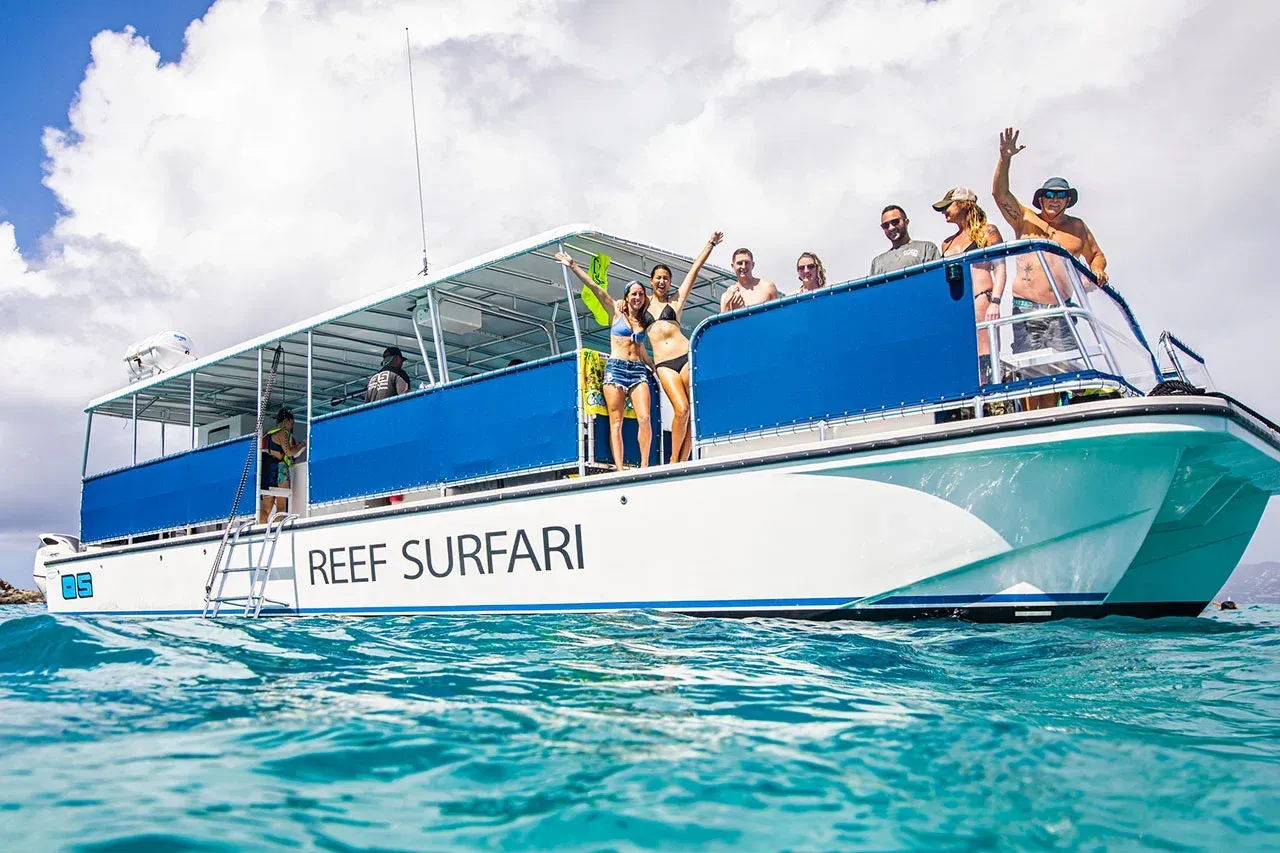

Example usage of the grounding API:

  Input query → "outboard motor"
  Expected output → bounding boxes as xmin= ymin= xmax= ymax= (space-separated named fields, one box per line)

xmin=33 ymin=533 xmax=80 ymax=597
xmin=124 ymin=331 xmax=196 ymax=382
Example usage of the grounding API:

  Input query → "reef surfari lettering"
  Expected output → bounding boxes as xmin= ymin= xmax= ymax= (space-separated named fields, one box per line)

xmin=400 ymin=524 xmax=585 ymax=580
xmin=307 ymin=524 xmax=586 ymax=585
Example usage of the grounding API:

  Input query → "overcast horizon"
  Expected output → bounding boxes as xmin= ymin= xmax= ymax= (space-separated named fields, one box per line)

xmin=2 ymin=0 xmax=1279 ymax=587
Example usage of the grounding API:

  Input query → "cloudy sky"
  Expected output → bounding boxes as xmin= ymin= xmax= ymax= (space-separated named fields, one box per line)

xmin=2 ymin=0 xmax=1278 ymax=586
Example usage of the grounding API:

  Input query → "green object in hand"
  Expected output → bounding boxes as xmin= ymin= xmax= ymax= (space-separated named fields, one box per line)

xmin=584 ymin=254 xmax=611 ymax=327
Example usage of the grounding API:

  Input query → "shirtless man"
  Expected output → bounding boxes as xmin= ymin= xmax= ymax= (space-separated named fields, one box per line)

xmin=720 ymin=247 xmax=779 ymax=311
xmin=993 ymin=127 xmax=1109 ymax=404
xmin=994 ymin=127 xmax=1108 ymax=302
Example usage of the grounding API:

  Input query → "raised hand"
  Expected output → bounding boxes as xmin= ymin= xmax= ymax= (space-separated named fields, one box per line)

xmin=709 ymin=231 xmax=725 ymax=247
xmin=554 ymin=250 xmax=573 ymax=266
xmin=999 ymin=127 xmax=1025 ymax=160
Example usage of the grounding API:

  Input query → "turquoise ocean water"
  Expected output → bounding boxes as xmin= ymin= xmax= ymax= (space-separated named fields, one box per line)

xmin=1 ymin=605 xmax=1277 ymax=851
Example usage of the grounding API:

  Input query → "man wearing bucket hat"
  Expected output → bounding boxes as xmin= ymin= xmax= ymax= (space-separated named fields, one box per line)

xmin=992 ymin=127 xmax=1108 ymax=287
xmin=992 ymin=127 xmax=1110 ymax=408
xmin=364 ymin=345 xmax=412 ymax=403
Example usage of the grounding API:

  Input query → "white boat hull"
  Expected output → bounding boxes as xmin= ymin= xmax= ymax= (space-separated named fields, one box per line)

xmin=42 ymin=400 xmax=1280 ymax=621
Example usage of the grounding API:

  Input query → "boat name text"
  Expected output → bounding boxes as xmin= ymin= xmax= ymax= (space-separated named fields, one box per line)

xmin=307 ymin=524 xmax=585 ymax=585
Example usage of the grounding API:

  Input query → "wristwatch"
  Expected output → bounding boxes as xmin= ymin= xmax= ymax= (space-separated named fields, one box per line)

xmin=990 ymin=295 xmax=1001 ymax=305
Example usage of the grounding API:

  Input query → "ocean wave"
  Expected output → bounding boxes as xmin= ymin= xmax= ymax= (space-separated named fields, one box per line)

xmin=0 ymin=606 xmax=1276 ymax=850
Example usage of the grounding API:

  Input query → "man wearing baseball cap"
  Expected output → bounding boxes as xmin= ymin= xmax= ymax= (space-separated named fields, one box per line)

xmin=364 ymin=345 xmax=412 ymax=403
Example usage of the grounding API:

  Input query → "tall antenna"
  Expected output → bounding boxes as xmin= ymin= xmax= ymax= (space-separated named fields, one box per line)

xmin=405 ymin=28 xmax=429 ymax=276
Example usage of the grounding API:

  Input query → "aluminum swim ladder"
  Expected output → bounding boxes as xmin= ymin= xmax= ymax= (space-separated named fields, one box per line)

xmin=203 ymin=511 xmax=299 ymax=617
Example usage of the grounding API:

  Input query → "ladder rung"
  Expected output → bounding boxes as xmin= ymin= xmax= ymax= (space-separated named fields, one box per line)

xmin=215 ymin=566 xmax=294 ymax=574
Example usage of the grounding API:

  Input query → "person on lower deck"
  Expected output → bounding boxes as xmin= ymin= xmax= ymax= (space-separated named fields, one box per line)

xmin=365 ymin=346 xmax=411 ymax=403
xmin=259 ymin=407 xmax=305 ymax=523
xmin=993 ymin=127 xmax=1109 ymax=406
xmin=935 ymin=187 xmax=1005 ymax=384
xmin=557 ymin=252 xmax=656 ymax=471
xmin=720 ymin=248 xmax=778 ymax=311
xmin=647 ymin=231 xmax=724 ymax=464
xmin=794 ymin=251 xmax=828 ymax=294
xmin=870 ymin=206 xmax=940 ymax=276
xmin=363 ymin=346 xmax=412 ymax=507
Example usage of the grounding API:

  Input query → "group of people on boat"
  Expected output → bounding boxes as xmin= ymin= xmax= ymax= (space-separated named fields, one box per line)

xmin=258 ymin=127 xmax=1114 ymax=501
xmin=556 ymin=127 xmax=1112 ymax=471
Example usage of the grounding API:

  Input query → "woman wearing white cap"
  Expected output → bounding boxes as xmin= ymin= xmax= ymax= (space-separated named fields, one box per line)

xmin=934 ymin=186 xmax=1005 ymax=384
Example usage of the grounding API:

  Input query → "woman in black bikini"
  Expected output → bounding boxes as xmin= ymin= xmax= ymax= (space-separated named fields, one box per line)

xmin=645 ymin=231 xmax=723 ymax=464
xmin=934 ymin=187 xmax=1005 ymax=383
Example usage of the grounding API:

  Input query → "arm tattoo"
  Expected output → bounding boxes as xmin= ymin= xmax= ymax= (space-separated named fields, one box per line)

xmin=998 ymin=199 xmax=1022 ymax=224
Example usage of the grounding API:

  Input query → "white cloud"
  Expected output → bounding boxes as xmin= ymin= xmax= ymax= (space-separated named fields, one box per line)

xmin=3 ymin=0 xmax=1280 ymax=582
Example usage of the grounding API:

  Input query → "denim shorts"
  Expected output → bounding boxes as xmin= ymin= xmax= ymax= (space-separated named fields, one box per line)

xmin=604 ymin=357 xmax=652 ymax=391
xmin=1012 ymin=298 xmax=1076 ymax=353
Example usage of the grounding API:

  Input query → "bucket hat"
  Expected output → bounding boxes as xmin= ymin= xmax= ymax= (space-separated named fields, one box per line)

xmin=1032 ymin=177 xmax=1078 ymax=208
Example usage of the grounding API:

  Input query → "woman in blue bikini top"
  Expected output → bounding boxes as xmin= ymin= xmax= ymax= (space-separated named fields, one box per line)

xmin=556 ymin=251 xmax=656 ymax=472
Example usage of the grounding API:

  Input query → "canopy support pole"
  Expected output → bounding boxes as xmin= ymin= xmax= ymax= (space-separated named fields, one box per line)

xmin=81 ymin=412 xmax=93 ymax=479
xmin=426 ymin=289 xmax=449 ymax=383
xmin=411 ymin=314 xmax=436 ymax=385
xmin=131 ymin=394 xmax=138 ymax=464
xmin=306 ymin=331 xmax=314 ymax=514
xmin=255 ymin=348 xmax=263 ymax=514
xmin=189 ymin=373 xmax=196 ymax=449
xmin=558 ymin=242 xmax=584 ymax=351
xmin=559 ymin=242 xmax=585 ymax=476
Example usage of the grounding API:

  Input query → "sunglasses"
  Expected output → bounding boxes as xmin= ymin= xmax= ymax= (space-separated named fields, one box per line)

xmin=880 ymin=217 xmax=904 ymax=230
xmin=797 ymin=263 xmax=817 ymax=272
xmin=1041 ymin=189 xmax=1070 ymax=199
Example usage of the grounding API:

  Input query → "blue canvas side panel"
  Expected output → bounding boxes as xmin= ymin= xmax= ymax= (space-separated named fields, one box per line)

xmin=691 ymin=265 xmax=980 ymax=440
xmin=80 ymin=436 xmax=253 ymax=543
xmin=309 ymin=355 xmax=579 ymax=504
xmin=590 ymin=417 xmax=669 ymax=467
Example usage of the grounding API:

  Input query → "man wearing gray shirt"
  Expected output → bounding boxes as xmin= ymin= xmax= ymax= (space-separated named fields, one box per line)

xmin=869 ymin=205 xmax=940 ymax=276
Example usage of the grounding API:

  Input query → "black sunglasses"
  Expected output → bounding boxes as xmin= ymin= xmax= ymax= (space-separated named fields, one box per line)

xmin=797 ymin=263 xmax=817 ymax=272
xmin=880 ymin=217 xmax=904 ymax=230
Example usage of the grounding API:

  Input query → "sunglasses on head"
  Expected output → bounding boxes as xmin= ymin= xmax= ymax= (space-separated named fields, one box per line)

xmin=1041 ymin=189 xmax=1070 ymax=199
xmin=880 ymin=217 xmax=904 ymax=230
xmin=797 ymin=263 xmax=817 ymax=272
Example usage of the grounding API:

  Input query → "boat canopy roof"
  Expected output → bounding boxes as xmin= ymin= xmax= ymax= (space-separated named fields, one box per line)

xmin=87 ymin=224 xmax=734 ymax=425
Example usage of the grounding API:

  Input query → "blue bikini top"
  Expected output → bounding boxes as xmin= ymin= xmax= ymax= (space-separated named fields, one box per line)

xmin=611 ymin=315 xmax=647 ymax=343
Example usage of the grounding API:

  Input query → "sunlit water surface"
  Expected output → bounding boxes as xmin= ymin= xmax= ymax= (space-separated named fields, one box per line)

xmin=1 ymin=605 xmax=1277 ymax=851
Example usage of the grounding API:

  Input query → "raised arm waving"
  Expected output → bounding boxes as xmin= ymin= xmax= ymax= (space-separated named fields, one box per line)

xmin=556 ymin=250 xmax=619 ymax=315
xmin=674 ymin=231 xmax=724 ymax=312
xmin=993 ymin=127 xmax=1027 ymax=234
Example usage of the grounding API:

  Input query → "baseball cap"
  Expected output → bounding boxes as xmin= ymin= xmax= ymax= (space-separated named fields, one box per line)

xmin=381 ymin=346 xmax=406 ymax=367
xmin=932 ymin=186 xmax=979 ymax=210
